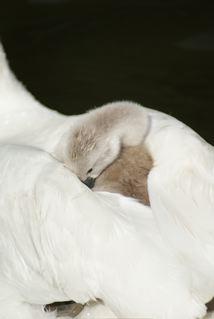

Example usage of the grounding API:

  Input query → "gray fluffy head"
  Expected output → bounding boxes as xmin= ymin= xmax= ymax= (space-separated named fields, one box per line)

xmin=56 ymin=101 xmax=149 ymax=182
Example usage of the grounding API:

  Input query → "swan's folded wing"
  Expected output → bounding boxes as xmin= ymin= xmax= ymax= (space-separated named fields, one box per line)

xmin=146 ymin=107 xmax=214 ymax=258
xmin=0 ymin=144 xmax=207 ymax=318
xmin=148 ymin=134 xmax=214 ymax=301
xmin=0 ymin=144 xmax=96 ymax=303
xmin=0 ymin=144 xmax=122 ymax=304
xmin=0 ymin=144 xmax=143 ymax=305
xmin=149 ymin=162 xmax=214 ymax=249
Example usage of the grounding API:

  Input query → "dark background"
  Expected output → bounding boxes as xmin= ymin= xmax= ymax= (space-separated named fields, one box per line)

xmin=0 ymin=0 xmax=214 ymax=142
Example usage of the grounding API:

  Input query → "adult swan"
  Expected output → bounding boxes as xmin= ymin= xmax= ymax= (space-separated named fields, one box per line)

xmin=0 ymin=144 xmax=205 ymax=319
xmin=0 ymin=42 xmax=213 ymax=318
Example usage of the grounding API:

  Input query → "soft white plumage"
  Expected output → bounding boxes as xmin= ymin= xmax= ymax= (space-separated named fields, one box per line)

xmin=0 ymin=143 xmax=206 ymax=319
xmin=145 ymin=108 xmax=214 ymax=304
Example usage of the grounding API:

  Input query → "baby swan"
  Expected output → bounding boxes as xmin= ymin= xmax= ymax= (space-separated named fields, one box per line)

xmin=94 ymin=145 xmax=152 ymax=205
xmin=56 ymin=102 xmax=152 ymax=204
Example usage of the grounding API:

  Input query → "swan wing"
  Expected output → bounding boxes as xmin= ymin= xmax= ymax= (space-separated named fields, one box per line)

xmin=0 ymin=144 xmax=206 ymax=319
xmin=146 ymin=108 xmax=214 ymax=301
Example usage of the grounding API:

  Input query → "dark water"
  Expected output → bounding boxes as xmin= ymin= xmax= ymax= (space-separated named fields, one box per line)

xmin=0 ymin=0 xmax=214 ymax=143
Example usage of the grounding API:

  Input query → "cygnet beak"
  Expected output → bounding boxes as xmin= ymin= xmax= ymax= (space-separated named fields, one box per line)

xmin=82 ymin=177 xmax=95 ymax=189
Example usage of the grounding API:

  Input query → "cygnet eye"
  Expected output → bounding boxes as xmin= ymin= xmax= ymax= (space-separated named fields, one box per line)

xmin=87 ymin=168 xmax=93 ymax=174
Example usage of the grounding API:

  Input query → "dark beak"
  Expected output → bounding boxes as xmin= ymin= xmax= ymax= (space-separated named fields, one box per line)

xmin=82 ymin=177 xmax=95 ymax=189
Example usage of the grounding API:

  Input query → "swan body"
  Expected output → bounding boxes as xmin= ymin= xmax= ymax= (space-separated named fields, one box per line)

xmin=0 ymin=42 xmax=213 ymax=318
xmin=0 ymin=143 xmax=207 ymax=319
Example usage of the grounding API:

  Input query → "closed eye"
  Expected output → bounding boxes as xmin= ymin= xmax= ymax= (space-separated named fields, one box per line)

xmin=87 ymin=168 xmax=93 ymax=174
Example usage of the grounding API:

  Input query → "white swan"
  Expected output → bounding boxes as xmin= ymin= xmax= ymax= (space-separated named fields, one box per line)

xmin=56 ymin=102 xmax=149 ymax=183
xmin=0 ymin=143 xmax=206 ymax=319
xmin=0 ymin=42 xmax=213 ymax=318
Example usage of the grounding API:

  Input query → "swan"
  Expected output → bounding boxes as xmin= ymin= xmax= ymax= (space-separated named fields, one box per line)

xmin=56 ymin=101 xmax=149 ymax=183
xmin=0 ymin=42 xmax=213 ymax=318
xmin=0 ymin=143 xmax=206 ymax=319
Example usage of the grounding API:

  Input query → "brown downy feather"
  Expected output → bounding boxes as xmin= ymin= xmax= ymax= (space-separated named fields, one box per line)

xmin=93 ymin=145 xmax=153 ymax=206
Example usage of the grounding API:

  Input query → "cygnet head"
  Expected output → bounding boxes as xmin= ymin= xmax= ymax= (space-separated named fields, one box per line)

xmin=66 ymin=124 xmax=121 ymax=186
xmin=57 ymin=102 xmax=149 ymax=187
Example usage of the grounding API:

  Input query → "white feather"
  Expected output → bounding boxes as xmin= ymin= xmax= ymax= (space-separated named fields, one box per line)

xmin=146 ymin=107 xmax=214 ymax=303
xmin=0 ymin=144 xmax=206 ymax=319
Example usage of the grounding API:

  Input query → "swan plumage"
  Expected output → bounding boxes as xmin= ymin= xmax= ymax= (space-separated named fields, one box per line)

xmin=0 ymin=143 xmax=206 ymax=319
xmin=145 ymin=108 xmax=214 ymax=303
xmin=0 ymin=42 xmax=213 ymax=318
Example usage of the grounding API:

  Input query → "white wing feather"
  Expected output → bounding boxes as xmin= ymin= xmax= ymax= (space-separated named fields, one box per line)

xmin=0 ymin=144 xmax=206 ymax=319
xmin=146 ymin=108 xmax=214 ymax=302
